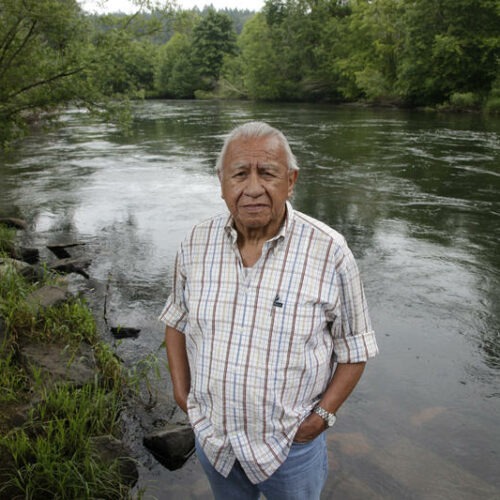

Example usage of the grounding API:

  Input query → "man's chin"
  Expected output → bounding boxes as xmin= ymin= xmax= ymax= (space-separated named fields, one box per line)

xmin=236 ymin=215 xmax=271 ymax=230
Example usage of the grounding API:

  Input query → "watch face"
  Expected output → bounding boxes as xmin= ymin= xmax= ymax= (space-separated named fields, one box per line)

xmin=315 ymin=406 xmax=336 ymax=427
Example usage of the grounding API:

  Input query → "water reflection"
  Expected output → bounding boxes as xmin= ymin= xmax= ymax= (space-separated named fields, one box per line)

xmin=0 ymin=101 xmax=499 ymax=497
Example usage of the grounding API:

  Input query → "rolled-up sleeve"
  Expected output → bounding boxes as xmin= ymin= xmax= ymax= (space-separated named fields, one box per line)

xmin=158 ymin=244 xmax=189 ymax=333
xmin=331 ymin=241 xmax=378 ymax=363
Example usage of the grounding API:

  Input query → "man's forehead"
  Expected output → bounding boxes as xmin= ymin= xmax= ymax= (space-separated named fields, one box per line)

xmin=224 ymin=136 xmax=286 ymax=166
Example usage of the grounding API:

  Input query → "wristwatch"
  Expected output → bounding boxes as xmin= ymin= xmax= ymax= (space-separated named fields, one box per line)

xmin=313 ymin=405 xmax=337 ymax=427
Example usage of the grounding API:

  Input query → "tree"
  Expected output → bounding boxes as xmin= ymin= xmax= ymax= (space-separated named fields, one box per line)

xmin=0 ymin=0 xmax=172 ymax=145
xmin=338 ymin=0 xmax=404 ymax=102
xmin=233 ymin=0 xmax=357 ymax=101
xmin=397 ymin=0 xmax=500 ymax=105
xmin=155 ymin=33 xmax=199 ymax=97
xmin=0 ymin=0 xmax=91 ymax=142
xmin=237 ymin=13 xmax=283 ymax=99
xmin=191 ymin=9 xmax=237 ymax=90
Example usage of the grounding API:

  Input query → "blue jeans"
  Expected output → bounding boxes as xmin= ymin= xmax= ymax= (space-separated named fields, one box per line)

xmin=195 ymin=433 xmax=328 ymax=500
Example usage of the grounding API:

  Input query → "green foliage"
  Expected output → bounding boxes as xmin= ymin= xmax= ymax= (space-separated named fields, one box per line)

xmin=191 ymin=9 xmax=237 ymax=89
xmin=0 ymin=352 xmax=29 ymax=403
xmin=449 ymin=92 xmax=480 ymax=108
xmin=0 ymin=382 xmax=127 ymax=499
xmin=219 ymin=52 xmax=247 ymax=98
xmin=484 ymin=96 xmax=500 ymax=114
xmin=0 ymin=0 xmax=91 ymax=142
xmin=126 ymin=351 xmax=164 ymax=408
xmin=155 ymin=8 xmax=237 ymax=97
xmin=90 ymin=11 xmax=168 ymax=97
xmin=0 ymin=0 xmax=173 ymax=146
xmin=0 ymin=261 xmax=97 ymax=345
xmin=238 ymin=14 xmax=283 ymax=99
xmin=29 ymin=299 xmax=97 ymax=346
xmin=0 ymin=226 xmax=16 ymax=254
xmin=227 ymin=0 xmax=499 ymax=106
xmin=338 ymin=0 xmax=403 ymax=102
xmin=155 ymin=33 xmax=199 ymax=97
xmin=2 ymin=0 xmax=499 ymax=142
xmin=396 ymin=0 xmax=500 ymax=105
xmin=0 ymin=258 xmax=138 ymax=496
xmin=0 ymin=260 xmax=37 ymax=340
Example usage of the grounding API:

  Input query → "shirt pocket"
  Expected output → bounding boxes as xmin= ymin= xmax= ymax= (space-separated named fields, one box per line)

xmin=270 ymin=297 xmax=330 ymax=361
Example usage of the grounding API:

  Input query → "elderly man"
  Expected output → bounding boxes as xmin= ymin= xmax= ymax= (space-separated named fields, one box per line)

xmin=160 ymin=121 xmax=378 ymax=499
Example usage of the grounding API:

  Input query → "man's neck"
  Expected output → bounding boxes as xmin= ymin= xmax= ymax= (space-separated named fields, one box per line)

xmin=235 ymin=214 xmax=286 ymax=267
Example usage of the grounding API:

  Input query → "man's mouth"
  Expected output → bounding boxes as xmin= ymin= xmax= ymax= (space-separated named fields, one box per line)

xmin=242 ymin=204 xmax=268 ymax=212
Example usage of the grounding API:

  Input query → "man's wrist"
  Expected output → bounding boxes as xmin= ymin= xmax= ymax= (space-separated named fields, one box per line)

xmin=313 ymin=405 xmax=337 ymax=428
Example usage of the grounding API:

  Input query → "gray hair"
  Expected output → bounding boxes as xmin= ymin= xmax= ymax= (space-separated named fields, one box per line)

xmin=215 ymin=121 xmax=299 ymax=174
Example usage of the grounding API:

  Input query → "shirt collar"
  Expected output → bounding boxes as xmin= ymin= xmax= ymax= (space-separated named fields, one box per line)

xmin=224 ymin=201 xmax=295 ymax=246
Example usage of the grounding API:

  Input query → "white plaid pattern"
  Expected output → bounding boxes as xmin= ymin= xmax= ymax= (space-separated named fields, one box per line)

xmin=159 ymin=202 xmax=378 ymax=483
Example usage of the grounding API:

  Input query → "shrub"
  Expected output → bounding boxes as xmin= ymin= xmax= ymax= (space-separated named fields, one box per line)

xmin=484 ymin=96 xmax=500 ymax=114
xmin=449 ymin=92 xmax=480 ymax=109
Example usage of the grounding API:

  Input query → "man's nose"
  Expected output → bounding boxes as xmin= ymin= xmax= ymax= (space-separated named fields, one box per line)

xmin=244 ymin=170 xmax=265 ymax=197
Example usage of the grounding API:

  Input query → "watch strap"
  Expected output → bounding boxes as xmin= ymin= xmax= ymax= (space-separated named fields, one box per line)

xmin=313 ymin=405 xmax=337 ymax=427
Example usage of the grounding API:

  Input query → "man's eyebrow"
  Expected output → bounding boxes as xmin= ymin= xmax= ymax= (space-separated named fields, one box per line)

xmin=258 ymin=163 xmax=280 ymax=170
xmin=229 ymin=162 xmax=281 ymax=170
xmin=230 ymin=162 xmax=250 ymax=169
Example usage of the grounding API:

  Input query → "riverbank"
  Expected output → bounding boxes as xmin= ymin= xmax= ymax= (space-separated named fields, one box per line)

xmin=0 ymin=221 xmax=140 ymax=497
xmin=0 ymin=220 xmax=196 ymax=498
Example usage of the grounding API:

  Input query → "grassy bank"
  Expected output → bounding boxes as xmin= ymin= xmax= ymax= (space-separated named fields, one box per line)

xmin=0 ymin=226 xmax=136 ymax=499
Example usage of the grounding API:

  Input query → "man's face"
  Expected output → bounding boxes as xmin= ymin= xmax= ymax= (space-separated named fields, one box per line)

xmin=219 ymin=135 xmax=298 ymax=237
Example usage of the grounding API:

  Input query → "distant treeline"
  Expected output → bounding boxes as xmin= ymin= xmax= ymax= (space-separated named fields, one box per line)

xmin=1 ymin=0 xmax=499 ymax=145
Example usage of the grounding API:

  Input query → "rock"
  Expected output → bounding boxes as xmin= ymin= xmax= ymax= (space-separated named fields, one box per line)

xmin=26 ymin=285 xmax=71 ymax=310
xmin=1 ymin=244 xmax=38 ymax=264
xmin=90 ymin=435 xmax=138 ymax=487
xmin=3 ymin=403 xmax=32 ymax=428
xmin=47 ymin=242 xmax=86 ymax=259
xmin=19 ymin=263 xmax=46 ymax=283
xmin=14 ymin=247 xmax=40 ymax=264
xmin=0 ymin=217 xmax=28 ymax=230
xmin=49 ymin=257 xmax=91 ymax=279
xmin=143 ymin=424 xmax=195 ymax=471
xmin=20 ymin=342 xmax=97 ymax=388
xmin=0 ymin=257 xmax=32 ymax=278
xmin=110 ymin=326 xmax=141 ymax=339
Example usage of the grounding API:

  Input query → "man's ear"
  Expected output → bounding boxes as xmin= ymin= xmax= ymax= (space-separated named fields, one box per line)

xmin=288 ymin=170 xmax=299 ymax=197
xmin=217 ymin=170 xmax=224 ymax=198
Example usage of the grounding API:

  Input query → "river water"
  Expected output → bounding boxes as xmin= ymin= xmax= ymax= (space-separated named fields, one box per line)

xmin=1 ymin=100 xmax=499 ymax=499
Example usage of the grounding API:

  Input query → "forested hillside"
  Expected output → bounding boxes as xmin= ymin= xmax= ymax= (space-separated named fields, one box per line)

xmin=1 ymin=0 xmax=499 ymax=145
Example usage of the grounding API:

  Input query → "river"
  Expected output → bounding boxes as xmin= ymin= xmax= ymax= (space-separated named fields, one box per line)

xmin=1 ymin=100 xmax=499 ymax=499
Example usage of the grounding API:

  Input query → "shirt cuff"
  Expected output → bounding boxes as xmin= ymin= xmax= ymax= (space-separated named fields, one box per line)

xmin=158 ymin=299 xmax=188 ymax=333
xmin=333 ymin=330 xmax=379 ymax=363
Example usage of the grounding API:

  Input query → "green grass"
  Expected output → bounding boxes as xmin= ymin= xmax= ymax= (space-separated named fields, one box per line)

xmin=0 ymin=253 xmax=137 ymax=498
xmin=0 ymin=383 xmax=128 ymax=499
xmin=0 ymin=352 xmax=29 ymax=403
xmin=0 ymin=225 xmax=16 ymax=254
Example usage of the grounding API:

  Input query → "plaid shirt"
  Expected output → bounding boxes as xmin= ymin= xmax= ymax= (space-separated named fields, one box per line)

xmin=159 ymin=202 xmax=378 ymax=483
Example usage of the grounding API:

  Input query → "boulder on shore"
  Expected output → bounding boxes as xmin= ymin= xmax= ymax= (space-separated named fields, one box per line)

xmin=0 ymin=257 xmax=32 ymax=278
xmin=20 ymin=342 xmax=97 ymax=388
xmin=143 ymin=424 xmax=195 ymax=471
xmin=110 ymin=326 xmax=141 ymax=339
xmin=50 ymin=257 xmax=91 ymax=279
xmin=26 ymin=285 xmax=71 ymax=311
xmin=47 ymin=242 xmax=86 ymax=259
